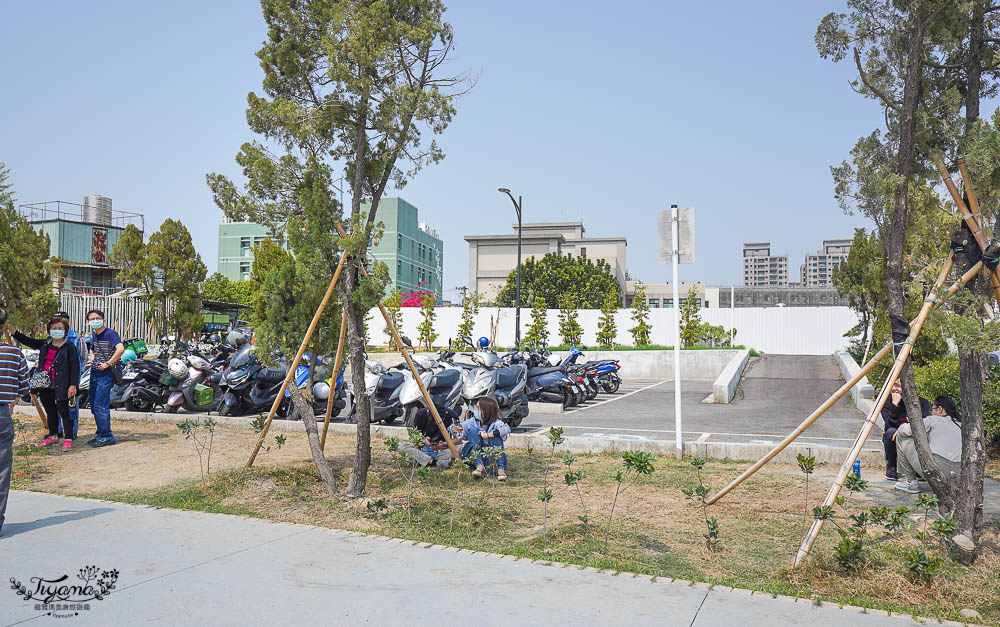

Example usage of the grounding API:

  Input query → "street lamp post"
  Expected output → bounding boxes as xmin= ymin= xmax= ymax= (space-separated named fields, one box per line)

xmin=498 ymin=188 xmax=523 ymax=346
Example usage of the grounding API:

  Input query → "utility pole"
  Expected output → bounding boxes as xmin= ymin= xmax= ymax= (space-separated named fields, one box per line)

xmin=671 ymin=204 xmax=682 ymax=452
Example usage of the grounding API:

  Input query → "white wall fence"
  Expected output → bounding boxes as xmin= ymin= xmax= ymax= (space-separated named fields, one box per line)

xmin=59 ymin=293 xmax=162 ymax=342
xmin=365 ymin=306 xmax=860 ymax=356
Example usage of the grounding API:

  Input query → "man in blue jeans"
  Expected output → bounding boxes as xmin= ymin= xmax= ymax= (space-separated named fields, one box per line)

xmin=1 ymin=305 xmax=30 ymax=536
xmin=85 ymin=309 xmax=123 ymax=447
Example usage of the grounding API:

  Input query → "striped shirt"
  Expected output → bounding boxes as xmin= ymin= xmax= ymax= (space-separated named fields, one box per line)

xmin=0 ymin=343 xmax=29 ymax=405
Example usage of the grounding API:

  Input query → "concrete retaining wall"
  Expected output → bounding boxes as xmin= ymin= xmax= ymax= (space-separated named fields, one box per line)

xmin=712 ymin=349 xmax=750 ymax=403
xmin=67 ymin=408 xmax=884 ymax=466
xmin=363 ymin=349 xmax=740 ymax=381
xmin=834 ymin=351 xmax=875 ymax=416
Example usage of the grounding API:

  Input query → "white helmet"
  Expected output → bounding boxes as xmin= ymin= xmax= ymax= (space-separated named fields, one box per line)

xmin=168 ymin=358 xmax=188 ymax=379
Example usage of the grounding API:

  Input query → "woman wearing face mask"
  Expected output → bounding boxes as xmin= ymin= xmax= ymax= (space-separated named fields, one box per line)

xmin=451 ymin=397 xmax=510 ymax=480
xmin=13 ymin=318 xmax=80 ymax=451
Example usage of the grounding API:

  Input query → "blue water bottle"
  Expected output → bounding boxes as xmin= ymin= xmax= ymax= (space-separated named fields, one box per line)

xmin=852 ymin=460 xmax=861 ymax=479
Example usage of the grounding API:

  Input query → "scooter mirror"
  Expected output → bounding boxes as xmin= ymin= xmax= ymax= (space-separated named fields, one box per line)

xmin=401 ymin=336 xmax=413 ymax=348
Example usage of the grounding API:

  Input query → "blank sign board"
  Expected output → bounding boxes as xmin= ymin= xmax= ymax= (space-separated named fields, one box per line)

xmin=657 ymin=207 xmax=695 ymax=264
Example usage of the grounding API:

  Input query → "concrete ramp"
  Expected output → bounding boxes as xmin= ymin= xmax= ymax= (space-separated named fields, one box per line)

xmin=730 ymin=354 xmax=863 ymax=440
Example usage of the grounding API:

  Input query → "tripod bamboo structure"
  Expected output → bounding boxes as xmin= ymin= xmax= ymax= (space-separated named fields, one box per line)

xmin=332 ymin=221 xmax=459 ymax=459
xmin=246 ymin=249 xmax=349 ymax=467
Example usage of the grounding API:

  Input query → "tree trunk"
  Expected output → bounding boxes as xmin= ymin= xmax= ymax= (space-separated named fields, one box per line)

xmin=965 ymin=2 xmax=984 ymax=130
xmin=952 ymin=344 xmax=986 ymax=563
xmin=344 ymin=272 xmax=373 ymax=497
xmin=291 ymin=386 xmax=338 ymax=498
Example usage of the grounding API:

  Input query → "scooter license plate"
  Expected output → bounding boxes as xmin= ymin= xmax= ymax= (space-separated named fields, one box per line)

xmin=122 ymin=372 xmax=138 ymax=380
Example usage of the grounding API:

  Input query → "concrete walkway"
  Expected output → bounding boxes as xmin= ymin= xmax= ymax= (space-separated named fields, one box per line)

xmin=1 ymin=491 xmax=956 ymax=626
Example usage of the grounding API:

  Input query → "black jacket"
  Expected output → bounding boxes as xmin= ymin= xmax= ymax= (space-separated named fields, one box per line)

xmin=15 ymin=331 xmax=81 ymax=401
xmin=413 ymin=406 xmax=457 ymax=443
xmin=881 ymin=395 xmax=931 ymax=431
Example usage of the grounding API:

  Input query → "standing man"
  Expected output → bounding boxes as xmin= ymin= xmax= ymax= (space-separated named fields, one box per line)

xmin=85 ymin=309 xmax=123 ymax=447
xmin=0 ymin=306 xmax=30 ymax=536
xmin=53 ymin=311 xmax=82 ymax=440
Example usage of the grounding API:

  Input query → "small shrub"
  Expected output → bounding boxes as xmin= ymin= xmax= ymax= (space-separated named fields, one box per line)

xmin=682 ymin=457 xmax=720 ymax=551
xmin=177 ymin=417 xmax=217 ymax=482
xmin=606 ymin=450 xmax=655 ymax=551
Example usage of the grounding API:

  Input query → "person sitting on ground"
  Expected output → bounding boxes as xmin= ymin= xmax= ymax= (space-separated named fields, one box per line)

xmin=13 ymin=318 xmax=80 ymax=452
xmin=451 ymin=396 xmax=510 ymax=481
xmin=892 ymin=395 xmax=962 ymax=493
xmin=397 ymin=404 xmax=457 ymax=468
xmin=881 ymin=379 xmax=931 ymax=481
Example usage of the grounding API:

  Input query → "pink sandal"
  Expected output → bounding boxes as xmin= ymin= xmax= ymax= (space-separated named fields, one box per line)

xmin=62 ymin=440 xmax=73 ymax=452
xmin=40 ymin=436 xmax=60 ymax=447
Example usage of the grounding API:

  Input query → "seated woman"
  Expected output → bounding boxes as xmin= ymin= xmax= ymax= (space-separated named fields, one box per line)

xmin=14 ymin=317 xmax=81 ymax=451
xmin=892 ymin=395 xmax=962 ymax=493
xmin=451 ymin=397 xmax=510 ymax=481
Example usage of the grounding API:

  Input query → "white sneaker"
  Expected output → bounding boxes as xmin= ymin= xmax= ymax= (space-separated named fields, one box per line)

xmin=894 ymin=479 xmax=921 ymax=493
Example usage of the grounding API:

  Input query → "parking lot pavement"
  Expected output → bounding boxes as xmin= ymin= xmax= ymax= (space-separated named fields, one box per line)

xmin=516 ymin=356 xmax=876 ymax=451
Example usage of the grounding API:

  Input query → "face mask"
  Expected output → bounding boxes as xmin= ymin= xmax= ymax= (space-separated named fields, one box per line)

xmin=470 ymin=407 xmax=481 ymax=421
xmin=89 ymin=319 xmax=104 ymax=330
xmin=49 ymin=329 xmax=65 ymax=340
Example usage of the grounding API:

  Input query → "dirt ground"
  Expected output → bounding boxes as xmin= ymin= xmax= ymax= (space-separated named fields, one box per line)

xmin=11 ymin=411 xmax=351 ymax=494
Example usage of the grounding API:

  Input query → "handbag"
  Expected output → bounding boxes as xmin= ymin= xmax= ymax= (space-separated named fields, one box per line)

xmin=29 ymin=368 xmax=53 ymax=391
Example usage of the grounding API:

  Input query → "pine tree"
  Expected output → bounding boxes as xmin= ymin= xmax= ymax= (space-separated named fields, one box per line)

xmin=629 ymin=284 xmax=652 ymax=346
xmin=596 ymin=292 xmax=619 ymax=349
xmin=557 ymin=293 xmax=583 ymax=347
xmin=679 ymin=286 xmax=702 ymax=348
xmin=524 ymin=298 xmax=549 ymax=349
xmin=456 ymin=291 xmax=479 ymax=343
xmin=417 ymin=292 xmax=438 ymax=351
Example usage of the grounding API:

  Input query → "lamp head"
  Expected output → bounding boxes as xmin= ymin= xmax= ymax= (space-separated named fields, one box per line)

xmin=498 ymin=187 xmax=510 ymax=194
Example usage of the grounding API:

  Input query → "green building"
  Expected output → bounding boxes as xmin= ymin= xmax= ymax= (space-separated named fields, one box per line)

xmin=367 ymin=197 xmax=443 ymax=301
xmin=22 ymin=198 xmax=143 ymax=294
xmin=217 ymin=219 xmax=286 ymax=281
xmin=216 ymin=197 xmax=442 ymax=301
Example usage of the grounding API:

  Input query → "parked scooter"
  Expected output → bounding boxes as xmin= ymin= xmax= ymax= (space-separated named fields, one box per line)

xmin=456 ymin=335 xmax=529 ymax=427
xmin=396 ymin=339 xmax=464 ymax=426
xmin=217 ymin=342 xmax=290 ymax=417
xmin=346 ymin=359 xmax=407 ymax=424
xmin=163 ymin=354 xmax=222 ymax=413
xmin=563 ymin=346 xmax=622 ymax=394
xmin=285 ymin=355 xmax=348 ymax=421
xmin=520 ymin=348 xmax=580 ymax=409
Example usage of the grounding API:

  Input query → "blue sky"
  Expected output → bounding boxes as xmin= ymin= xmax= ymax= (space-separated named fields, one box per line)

xmin=2 ymin=1 xmax=912 ymax=299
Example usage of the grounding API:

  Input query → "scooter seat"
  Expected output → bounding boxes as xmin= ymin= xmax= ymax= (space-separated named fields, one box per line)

xmin=528 ymin=366 xmax=564 ymax=377
xmin=496 ymin=366 xmax=521 ymax=387
xmin=429 ymin=369 xmax=460 ymax=389
xmin=376 ymin=371 xmax=405 ymax=391
xmin=257 ymin=367 xmax=286 ymax=383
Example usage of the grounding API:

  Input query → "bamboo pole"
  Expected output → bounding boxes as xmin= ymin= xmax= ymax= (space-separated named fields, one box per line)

xmin=320 ymin=306 xmax=348 ymax=451
xmin=333 ymin=221 xmax=459 ymax=459
xmin=246 ymin=249 xmax=349 ymax=468
xmin=933 ymin=158 xmax=1000 ymax=303
xmin=709 ymin=255 xmax=959 ymax=506
xmin=794 ymin=259 xmax=982 ymax=566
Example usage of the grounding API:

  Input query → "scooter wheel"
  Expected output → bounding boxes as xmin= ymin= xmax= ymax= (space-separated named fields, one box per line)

xmin=218 ymin=402 xmax=233 ymax=417
xmin=165 ymin=404 xmax=180 ymax=414
xmin=124 ymin=396 xmax=152 ymax=413
xmin=562 ymin=388 xmax=574 ymax=409
xmin=609 ymin=379 xmax=621 ymax=394
xmin=381 ymin=416 xmax=398 ymax=425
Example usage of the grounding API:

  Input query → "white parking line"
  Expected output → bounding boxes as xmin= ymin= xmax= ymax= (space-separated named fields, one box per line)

xmin=554 ymin=425 xmax=862 ymax=442
xmin=563 ymin=380 xmax=669 ymax=414
xmin=696 ymin=432 xmax=711 ymax=442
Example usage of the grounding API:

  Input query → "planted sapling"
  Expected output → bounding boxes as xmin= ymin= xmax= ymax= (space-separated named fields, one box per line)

xmin=539 ymin=427 xmax=565 ymax=539
xmin=796 ymin=453 xmax=815 ymax=515
xmin=681 ymin=457 xmax=720 ymax=551
xmin=605 ymin=450 xmax=655 ymax=551
xmin=561 ymin=452 xmax=589 ymax=530
xmin=177 ymin=417 xmax=218 ymax=481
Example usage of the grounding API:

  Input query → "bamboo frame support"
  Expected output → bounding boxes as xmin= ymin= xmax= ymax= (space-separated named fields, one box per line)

xmin=333 ymin=221 xmax=459 ymax=460
xmin=709 ymin=254 xmax=964 ymax=506
xmin=320 ymin=306 xmax=348 ymax=451
xmin=794 ymin=258 xmax=983 ymax=566
xmin=246 ymin=249 xmax=349 ymax=468
xmin=933 ymin=157 xmax=1000 ymax=304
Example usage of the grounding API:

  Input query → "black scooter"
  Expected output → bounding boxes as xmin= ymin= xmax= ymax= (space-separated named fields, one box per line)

xmin=217 ymin=344 xmax=290 ymax=417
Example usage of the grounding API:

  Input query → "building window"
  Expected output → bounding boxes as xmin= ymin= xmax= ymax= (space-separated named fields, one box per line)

xmin=580 ymin=247 xmax=587 ymax=258
xmin=240 ymin=237 xmax=251 ymax=255
xmin=398 ymin=234 xmax=402 ymax=251
xmin=397 ymin=260 xmax=401 ymax=275
xmin=239 ymin=262 xmax=251 ymax=279
xmin=649 ymin=299 xmax=659 ymax=308
xmin=254 ymin=237 xmax=266 ymax=246
xmin=664 ymin=299 xmax=674 ymax=308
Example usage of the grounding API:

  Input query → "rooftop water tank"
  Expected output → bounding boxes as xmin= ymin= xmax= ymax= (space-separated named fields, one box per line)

xmin=83 ymin=195 xmax=112 ymax=225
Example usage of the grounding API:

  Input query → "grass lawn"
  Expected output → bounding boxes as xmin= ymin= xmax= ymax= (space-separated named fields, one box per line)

xmin=10 ymin=415 xmax=1000 ymax=624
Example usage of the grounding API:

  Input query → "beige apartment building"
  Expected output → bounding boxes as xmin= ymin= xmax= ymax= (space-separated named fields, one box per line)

xmin=465 ymin=221 xmax=627 ymax=301
xmin=743 ymin=242 xmax=789 ymax=287
xmin=801 ymin=238 xmax=851 ymax=287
